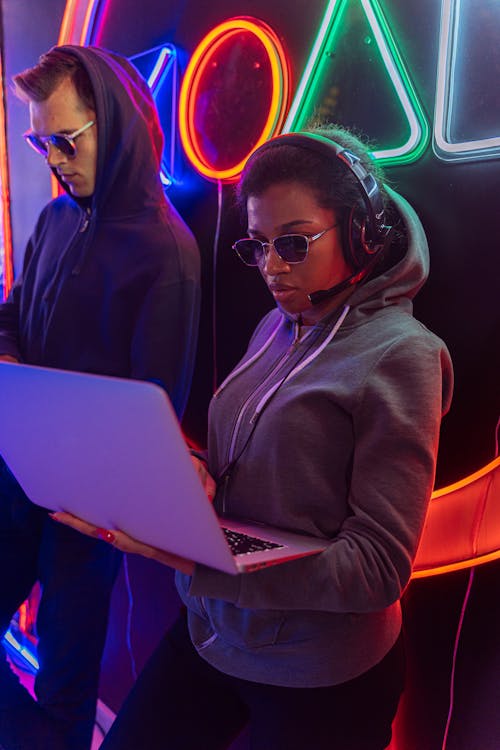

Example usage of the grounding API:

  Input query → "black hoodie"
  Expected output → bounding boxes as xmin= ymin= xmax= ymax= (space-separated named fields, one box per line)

xmin=0 ymin=45 xmax=200 ymax=417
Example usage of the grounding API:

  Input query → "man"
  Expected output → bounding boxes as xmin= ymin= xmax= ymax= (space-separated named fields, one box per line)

xmin=0 ymin=45 xmax=200 ymax=750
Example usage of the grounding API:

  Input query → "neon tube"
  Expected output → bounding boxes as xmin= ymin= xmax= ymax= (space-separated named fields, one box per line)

xmin=0 ymin=56 xmax=13 ymax=299
xmin=58 ymin=0 xmax=101 ymax=45
xmin=3 ymin=630 xmax=39 ymax=670
xmin=178 ymin=17 xmax=290 ymax=181
xmin=412 ymin=457 xmax=500 ymax=578
xmin=361 ymin=0 xmax=428 ymax=162
xmin=283 ymin=0 xmax=428 ymax=165
xmin=434 ymin=0 xmax=500 ymax=160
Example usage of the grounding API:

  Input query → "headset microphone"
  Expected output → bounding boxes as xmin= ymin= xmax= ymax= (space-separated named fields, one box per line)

xmin=308 ymin=269 xmax=367 ymax=305
xmin=308 ymin=226 xmax=392 ymax=305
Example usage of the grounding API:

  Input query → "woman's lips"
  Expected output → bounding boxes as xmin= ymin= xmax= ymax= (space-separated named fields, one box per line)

xmin=268 ymin=283 xmax=296 ymax=301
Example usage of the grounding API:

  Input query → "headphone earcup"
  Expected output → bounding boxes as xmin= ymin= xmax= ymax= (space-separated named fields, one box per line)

xmin=342 ymin=205 xmax=370 ymax=271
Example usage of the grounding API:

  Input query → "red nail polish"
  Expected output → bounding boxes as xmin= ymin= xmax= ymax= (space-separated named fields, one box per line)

xmin=96 ymin=528 xmax=115 ymax=543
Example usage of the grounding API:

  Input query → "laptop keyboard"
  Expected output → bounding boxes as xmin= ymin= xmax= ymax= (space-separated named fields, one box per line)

xmin=222 ymin=527 xmax=285 ymax=556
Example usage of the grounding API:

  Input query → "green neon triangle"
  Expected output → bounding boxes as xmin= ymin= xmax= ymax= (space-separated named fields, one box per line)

xmin=284 ymin=0 xmax=429 ymax=165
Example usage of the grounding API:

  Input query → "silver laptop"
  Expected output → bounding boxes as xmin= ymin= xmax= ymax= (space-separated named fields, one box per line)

xmin=0 ymin=362 xmax=327 ymax=574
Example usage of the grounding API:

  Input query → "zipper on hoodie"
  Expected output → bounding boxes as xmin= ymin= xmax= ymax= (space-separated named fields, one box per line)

xmin=250 ymin=305 xmax=350 ymax=425
xmin=41 ymin=209 xmax=92 ymax=303
xmin=225 ymin=305 xmax=350 ymax=472
xmin=214 ymin=306 xmax=349 ymax=516
xmin=225 ymin=320 xmax=304 ymax=464
xmin=72 ymin=208 xmax=92 ymax=275
xmin=215 ymin=320 xmax=301 ymax=514
xmin=78 ymin=207 xmax=91 ymax=233
xmin=213 ymin=316 xmax=282 ymax=400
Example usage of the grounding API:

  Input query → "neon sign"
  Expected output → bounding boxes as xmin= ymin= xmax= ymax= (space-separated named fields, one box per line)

xmin=0 ymin=56 xmax=13 ymax=300
xmin=412 ymin=457 xmax=500 ymax=578
xmin=130 ymin=44 xmax=179 ymax=187
xmin=434 ymin=0 xmax=500 ymax=162
xmin=283 ymin=0 xmax=429 ymax=166
xmin=59 ymin=0 xmax=102 ymax=45
xmin=178 ymin=17 xmax=290 ymax=181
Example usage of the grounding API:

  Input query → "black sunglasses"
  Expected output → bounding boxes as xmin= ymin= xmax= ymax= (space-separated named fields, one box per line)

xmin=232 ymin=224 xmax=339 ymax=267
xmin=23 ymin=120 xmax=95 ymax=158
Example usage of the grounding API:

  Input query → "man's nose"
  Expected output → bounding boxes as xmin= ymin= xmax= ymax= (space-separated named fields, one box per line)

xmin=45 ymin=142 xmax=67 ymax=168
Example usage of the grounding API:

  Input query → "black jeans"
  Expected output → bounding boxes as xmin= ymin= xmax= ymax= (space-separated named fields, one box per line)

xmin=102 ymin=611 xmax=405 ymax=750
xmin=0 ymin=457 xmax=122 ymax=750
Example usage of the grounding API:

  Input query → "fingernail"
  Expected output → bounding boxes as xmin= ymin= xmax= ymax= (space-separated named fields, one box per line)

xmin=96 ymin=528 xmax=115 ymax=543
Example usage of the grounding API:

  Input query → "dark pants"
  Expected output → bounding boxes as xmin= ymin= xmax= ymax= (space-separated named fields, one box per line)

xmin=101 ymin=611 xmax=405 ymax=750
xmin=0 ymin=457 xmax=122 ymax=750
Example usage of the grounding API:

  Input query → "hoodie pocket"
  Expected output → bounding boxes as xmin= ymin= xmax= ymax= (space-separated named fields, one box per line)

xmin=206 ymin=598 xmax=286 ymax=650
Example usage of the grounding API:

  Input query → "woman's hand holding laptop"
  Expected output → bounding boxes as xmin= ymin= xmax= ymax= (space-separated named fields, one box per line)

xmin=50 ymin=511 xmax=196 ymax=574
xmin=50 ymin=455 xmax=218 ymax=573
xmin=190 ymin=454 xmax=216 ymax=502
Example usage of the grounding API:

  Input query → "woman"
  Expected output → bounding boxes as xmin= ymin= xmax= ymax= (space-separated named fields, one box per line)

xmin=55 ymin=126 xmax=453 ymax=749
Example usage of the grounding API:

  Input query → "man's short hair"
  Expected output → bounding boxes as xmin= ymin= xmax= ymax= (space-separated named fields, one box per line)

xmin=13 ymin=48 xmax=95 ymax=112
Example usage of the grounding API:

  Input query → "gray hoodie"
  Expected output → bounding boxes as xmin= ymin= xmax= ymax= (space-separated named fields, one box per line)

xmin=177 ymin=188 xmax=453 ymax=687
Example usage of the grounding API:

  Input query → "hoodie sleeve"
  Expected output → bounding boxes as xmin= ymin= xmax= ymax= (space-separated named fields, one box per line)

xmin=0 ymin=285 xmax=21 ymax=360
xmin=130 ymin=275 xmax=200 ymax=420
xmin=187 ymin=330 xmax=453 ymax=613
xmin=0 ymin=236 xmax=37 ymax=360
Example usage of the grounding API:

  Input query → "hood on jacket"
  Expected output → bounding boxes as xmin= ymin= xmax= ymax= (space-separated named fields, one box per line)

xmin=54 ymin=44 xmax=165 ymax=219
xmin=346 ymin=186 xmax=430 ymax=313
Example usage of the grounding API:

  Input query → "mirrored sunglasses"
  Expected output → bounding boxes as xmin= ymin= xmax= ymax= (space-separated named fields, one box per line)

xmin=232 ymin=224 xmax=338 ymax=267
xmin=23 ymin=120 xmax=95 ymax=158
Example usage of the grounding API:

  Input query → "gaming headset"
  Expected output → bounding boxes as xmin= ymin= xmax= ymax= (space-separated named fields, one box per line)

xmin=246 ymin=132 xmax=393 ymax=305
